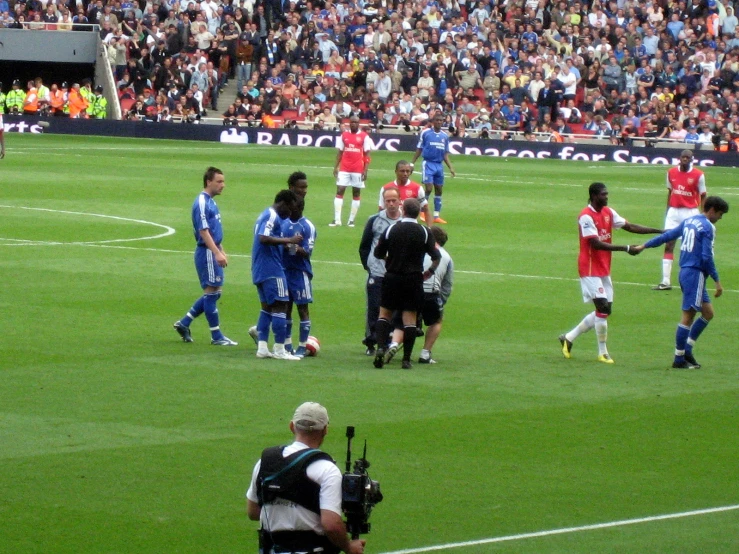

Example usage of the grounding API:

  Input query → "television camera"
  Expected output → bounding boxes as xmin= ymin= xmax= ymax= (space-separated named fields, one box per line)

xmin=342 ymin=426 xmax=383 ymax=539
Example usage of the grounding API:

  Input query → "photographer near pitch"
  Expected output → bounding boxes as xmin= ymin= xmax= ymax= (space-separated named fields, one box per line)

xmin=246 ymin=402 xmax=366 ymax=554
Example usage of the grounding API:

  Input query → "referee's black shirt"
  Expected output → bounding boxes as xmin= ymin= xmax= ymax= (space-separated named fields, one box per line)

xmin=374 ymin=218 xmax=440 ymax=274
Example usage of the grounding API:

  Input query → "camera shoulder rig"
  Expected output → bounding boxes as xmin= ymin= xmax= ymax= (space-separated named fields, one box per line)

xmin=257 ymin=446 xmax=334 ymax=514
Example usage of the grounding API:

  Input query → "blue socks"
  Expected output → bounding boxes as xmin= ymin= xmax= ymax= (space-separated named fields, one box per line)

xmin=257 ymin=310 xmax=272 ymax=342
xmin=299 ymin=320 xmax=311 ymax=345
xmin=434 ymin=195 xmax=442 ymax=215
xmin=272 ymin=312 xmax=287 ymax=344
xmin=686 ymin=317 xmax=709 ymax=354
xmin=180 ymin=295 xmax=205 ymax=327
xmin=674 ymin=323 xmax=690 ymax=363
xmin=203 ymin=292 xmax=223 ymax=340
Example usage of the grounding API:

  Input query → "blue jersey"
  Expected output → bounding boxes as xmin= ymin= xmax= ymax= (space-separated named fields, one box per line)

xmin=644 ymin=214 xmax=719 ymax=282
xmin=282 ymin=216 xmax=316 ymax=277
xmin=417 ymin=128 xmax=450 ymax=164
xmin=192 ymin=191 xmax=223 ymax=246
xmin=251 ymin=207 xmax=287 ymax=284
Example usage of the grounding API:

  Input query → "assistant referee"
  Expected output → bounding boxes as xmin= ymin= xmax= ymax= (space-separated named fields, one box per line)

xmin=372 ymin=198 xmax=441 ymax=369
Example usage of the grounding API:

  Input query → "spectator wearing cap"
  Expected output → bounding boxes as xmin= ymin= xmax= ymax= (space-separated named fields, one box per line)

xmin=91 ymin=85 xmax=108 ymax=119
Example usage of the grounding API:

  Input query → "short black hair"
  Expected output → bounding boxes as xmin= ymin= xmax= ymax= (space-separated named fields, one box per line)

xmin=275 ymin=189 xmax=298 ymax=205
xmin=588 ymin=182 xmax=607 ymax=202
xmin=203 ymin=166 xmax=223 ymax=187
xmin=287 ymin=171 xmax=307 ymax=188
xmin=704 ymin=196 xmax=729 ymax=214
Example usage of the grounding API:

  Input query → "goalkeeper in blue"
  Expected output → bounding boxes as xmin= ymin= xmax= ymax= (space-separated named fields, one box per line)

xmin=636 ymin=196 xmax=729 ymax=369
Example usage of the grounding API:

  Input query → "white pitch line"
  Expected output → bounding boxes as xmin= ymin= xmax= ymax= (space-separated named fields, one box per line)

xmin=379 ymin=504 xmax=739 ymax=554
xmin=0 ymin=205 xmax=175 ymax=244
xmin=2 ymin=241 xmax=737 ymax=294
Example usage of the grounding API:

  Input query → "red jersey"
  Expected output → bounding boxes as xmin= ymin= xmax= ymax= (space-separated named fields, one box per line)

xmin=378 ymin=180 xmax=428 ymax=209
xmin=666 ymin=165 xmax=706 ymax=209
xmin=337 ymin=131 xmax=372 ymax=173
xmin=577 ymin=205 xmax=626 ymax=277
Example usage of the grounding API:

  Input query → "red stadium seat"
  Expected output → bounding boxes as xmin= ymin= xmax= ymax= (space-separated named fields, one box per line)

xmin=120 ymin=97 xmax=135 ymax=113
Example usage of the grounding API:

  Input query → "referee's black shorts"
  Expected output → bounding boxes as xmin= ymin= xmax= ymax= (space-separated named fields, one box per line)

xmin=380 ymin=272 xmax=424 ymax=312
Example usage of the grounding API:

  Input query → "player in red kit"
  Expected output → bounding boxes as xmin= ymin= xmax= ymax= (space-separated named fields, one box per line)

xmin=330 ymin=116 xmax=374 ymax=228
xmin=559 ymin=183 xmax=662 ymax=363
xmin=654 ymin=150 xmax=707 ymax=290
xmin=378 ymin=160 xmax=433 ymax=224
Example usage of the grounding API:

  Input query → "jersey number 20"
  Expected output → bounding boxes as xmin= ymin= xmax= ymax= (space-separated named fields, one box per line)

xmin=681 ymin=228 xmax=695 ymax=253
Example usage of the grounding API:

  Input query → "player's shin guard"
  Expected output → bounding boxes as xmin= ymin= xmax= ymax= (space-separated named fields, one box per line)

xmin=662 ymin=254 xmax=674 ymax=286
xmin=674 ymin=323 xmax=690 ymax=363
xmin=203 ymin=292 xmax=223 ymax=340
xmin=350 ymin=199 xmax=360 ymax=222
xmin=434 ymin=195 xmax=442 ymax=217
xmin=271 ymin=312 xmax=287 ymax=345
xmin=181 ymin=295 xmax=205 ymax=326
xmin=334 ymin=196 xmax=343 ymax=223
xmin=299 ymin=320 xmax=310 ymax=346
xmin=257 ymin=309 xmax=272 ymax=341
xmin=594 ymin=314 xmax=608 ymax=356
xmin=686 ymin=317 xmax=709 ymax=353
xmin=402 ymin=325 xmax=417 ymax=361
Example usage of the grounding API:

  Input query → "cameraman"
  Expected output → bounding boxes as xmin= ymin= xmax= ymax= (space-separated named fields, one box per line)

xmin=246 ymin=402 xmax=366 ymax=554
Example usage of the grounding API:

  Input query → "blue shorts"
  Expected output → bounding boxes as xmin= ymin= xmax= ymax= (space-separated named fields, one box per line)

xmin=679 ymin=268 xmax=710 ymax=311
xmin=286 ymin=269 xmax=313 ymax=304
xmin=195 ymin=246 xmax=224 ymax=288
xmin=256 ymin=276 xmax=289 ymax=305
xmin=422 ymin=161 xmax=445 ymax=186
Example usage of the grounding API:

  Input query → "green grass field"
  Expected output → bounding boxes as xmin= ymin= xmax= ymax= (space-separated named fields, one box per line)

xmin=1 ymin=134 xmax=738 ymax=553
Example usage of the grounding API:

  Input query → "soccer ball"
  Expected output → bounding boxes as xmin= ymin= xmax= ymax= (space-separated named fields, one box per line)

xmin=305 ymin=336 xmax=320 ymax=356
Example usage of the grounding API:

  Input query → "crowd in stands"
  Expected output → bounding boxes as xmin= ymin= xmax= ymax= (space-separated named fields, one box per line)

xmin=3 ymin=0 xmax=739 ymax=149
xmin=0 ymin=78 xmax=108 ymax=118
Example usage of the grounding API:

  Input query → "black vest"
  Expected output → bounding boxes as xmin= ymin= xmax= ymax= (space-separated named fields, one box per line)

xmin=256 ymin=446 xmax=334 ymax=514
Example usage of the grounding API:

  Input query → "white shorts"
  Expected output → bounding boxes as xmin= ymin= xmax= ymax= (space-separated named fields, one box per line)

xmin=580 ymin=276 xmax=613 ymax=303
xmin=337 ymin=171 xmax=365 ymax=189
xmin=664 ymin=207 xmax=700 ymax=230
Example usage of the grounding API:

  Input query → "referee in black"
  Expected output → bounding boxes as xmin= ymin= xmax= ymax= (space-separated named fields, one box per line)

xmin=372 ymin=198 xmax=441 ymax=369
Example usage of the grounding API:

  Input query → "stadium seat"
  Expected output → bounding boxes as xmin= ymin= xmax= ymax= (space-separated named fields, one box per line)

xmin=120 ymin=98 xmax=135 ymax=113
xmin=569 ymin=123 xmax=585 ymax=134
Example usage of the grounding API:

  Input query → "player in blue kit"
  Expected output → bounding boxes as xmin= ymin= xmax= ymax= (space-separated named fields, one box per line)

xmin=636 ymin=196 xmax=729 ymax=369
xmin=410 ymin=113 xmax=456 ymax=224
xmin=173 ymin=167 xmax=237 ymax=346
xmin=252 ymin=189 xmax=303 ymax=361
xmin=282 ymin=197 xmax=317 ymax=357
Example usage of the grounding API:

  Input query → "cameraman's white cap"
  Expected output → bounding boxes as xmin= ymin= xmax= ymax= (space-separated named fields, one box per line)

xmin=292 ymin=402 xmax=329 ymax=431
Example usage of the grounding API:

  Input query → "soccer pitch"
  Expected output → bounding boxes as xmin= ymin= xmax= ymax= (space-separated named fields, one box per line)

xmin=2 ymin=134 xmax=738 ymax=553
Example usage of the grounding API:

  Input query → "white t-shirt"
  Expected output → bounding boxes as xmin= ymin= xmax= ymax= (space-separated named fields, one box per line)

xmin=246 ymin=441 xmax=342 ymax=534
xmin=560 ymin=71 xmax=577 ymax=96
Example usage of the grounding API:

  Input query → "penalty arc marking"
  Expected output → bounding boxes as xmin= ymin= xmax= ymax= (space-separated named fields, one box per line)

xmin=0 ymin=205 xmax=176 ymax=244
